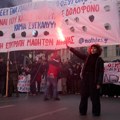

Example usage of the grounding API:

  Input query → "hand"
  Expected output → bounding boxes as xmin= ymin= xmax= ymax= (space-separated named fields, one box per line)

xmin=66 ymin=43 xmax=70 ymax=49
xmin=96 ymin=85 xmax=100 ymax=89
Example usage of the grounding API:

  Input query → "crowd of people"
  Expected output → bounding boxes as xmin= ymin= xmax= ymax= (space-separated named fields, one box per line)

xmin=0 ymin=51 xmax=82 ymax=99
xmin=1 ymin=53 xmax=119 ymax=99
xmin=0 ymin=44 xmax=120 ymax=117
xmin=22 ymin=51 xmax=82 ymax=100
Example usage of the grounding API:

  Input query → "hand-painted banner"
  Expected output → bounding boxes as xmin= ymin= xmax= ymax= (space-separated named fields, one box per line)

xmin=17 ymin=74 xmax=31 ymax=92
xmin=59 ymin=0 xmax=120 ymax=47
xmin=0 ymin=1 xmax=63 ymax=52
xmin=103 ymin=62 xmax=120 ymax=85
xmin=17 ymin=74 xmax=62 ymax=93
xmin=0 ymin=0 xmax=120 ymax=52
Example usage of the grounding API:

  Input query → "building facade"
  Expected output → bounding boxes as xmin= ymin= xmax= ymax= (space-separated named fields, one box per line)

xmin=59 ymin=45 xmax=120 ymax=63
xmin=101 ymin=45 xmax=120 ymax=62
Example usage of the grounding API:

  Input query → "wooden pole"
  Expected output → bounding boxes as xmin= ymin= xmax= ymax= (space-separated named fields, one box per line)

xmin=5 ymin=51 xmax=10 ymax=97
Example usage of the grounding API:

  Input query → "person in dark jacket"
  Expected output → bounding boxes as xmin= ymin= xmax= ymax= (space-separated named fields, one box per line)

xmin=0 ymin=56 xmax=7 ymax=97
xmin=67 ymin=44 xmax=104 ymax=116
xmin=8 ymin=60 xmax=19 ymax=97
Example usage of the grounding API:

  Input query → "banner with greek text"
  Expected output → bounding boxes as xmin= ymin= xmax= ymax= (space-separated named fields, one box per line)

xmin=0 ymin=0 xmax=120 ymax=52
xmin=103 ymin=62 xmax=120 ymax=85
xmin=0 ymin=1 xmax=63 ymax=52
xmin=59 ymin=0 xmax=120 ymax=47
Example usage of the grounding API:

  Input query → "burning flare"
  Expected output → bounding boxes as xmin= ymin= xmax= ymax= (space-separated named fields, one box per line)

xmin=57 ymin=27 xmax=65 ymax=41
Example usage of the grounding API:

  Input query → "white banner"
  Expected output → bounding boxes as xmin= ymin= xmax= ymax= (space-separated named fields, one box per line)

xmin=17 ymin=74 xmax=62 ymax=93
xmin=17 ymin=74 xmax=31 ymax=92
xmin=0 ymin=0 xmax=120 ymax=52
xmin=103 ymin=62 xmax=120 ymax=85
xmin=59 ymin=0 xmax=120 ymax=47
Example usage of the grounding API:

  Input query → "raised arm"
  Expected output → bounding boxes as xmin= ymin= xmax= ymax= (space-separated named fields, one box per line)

xmin=67 ymin=45 xmax=87 ymax=60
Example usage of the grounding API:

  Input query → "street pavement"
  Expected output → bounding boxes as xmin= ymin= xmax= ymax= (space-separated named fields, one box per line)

xmin=0 ymin=93 xmax=120 ymax=120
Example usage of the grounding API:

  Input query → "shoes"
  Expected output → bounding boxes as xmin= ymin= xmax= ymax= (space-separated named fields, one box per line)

xmin=2 ymin=95 xmax=7 ymax=97
xmin=44 ymin=98 xmax=49 ymax=101
xmin=8 ymin=94 xmax=12 ymax=97
xmin=80 ymin=113 xmax=86 ymax=116
xmin=92 ymin=113 xmax=100 ymax=117
xmin=54 ymin=97 xmax=60 ymax=101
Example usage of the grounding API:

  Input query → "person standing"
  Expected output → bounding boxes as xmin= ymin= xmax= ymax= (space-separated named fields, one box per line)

xmin=0 ymin=56 xmax=7 ymax=97
xmin=60 ymin=62 xmax=69 ymax=95
xmin=30 ymin=61 xmax=38 ymax=96
xmin=75 ymin=63 xmax=82 ymax=94
xmin=67 ymin=44 xmax=104 ymax=116
xmin=35 ymin=58 xmax=44 ymax=94
xmin=44 ymin=51 xmax=61 ymax=101
xmin=8 ymin=60 xmax=19 ymax=97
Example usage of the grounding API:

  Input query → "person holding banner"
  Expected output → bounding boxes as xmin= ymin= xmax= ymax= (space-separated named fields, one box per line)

xmin=67 ymin=44 xmax=104 ymax=116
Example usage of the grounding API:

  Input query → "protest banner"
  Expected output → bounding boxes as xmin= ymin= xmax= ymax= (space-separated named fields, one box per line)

xmin=103 ymin=62 xmax=120 ymax=85
xmin=59 ymin=0 xmax=120 ymax=47
xmin=0 ymin=0 xmax=120 ymax=52
xmin=17 ymin=74 xmax=30 ymax=92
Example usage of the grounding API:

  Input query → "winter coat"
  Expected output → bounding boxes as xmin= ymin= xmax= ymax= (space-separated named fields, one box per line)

xmin=0 ymin=62 xmax=7 ymax=77
xmin=69 ymin=47 xmax=104 ymax=95
xmin=9 ymin=63 xmax=18 ymax=81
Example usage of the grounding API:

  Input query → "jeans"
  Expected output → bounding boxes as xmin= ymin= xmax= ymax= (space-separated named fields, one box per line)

xmin=44 ymin=75 xmax=58 ymax=99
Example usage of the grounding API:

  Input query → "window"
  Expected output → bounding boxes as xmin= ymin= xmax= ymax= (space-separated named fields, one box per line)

xmin=81 ymin=47 xmax=87 ymax=54
xmin=116 ymin=45 xmax=120 ymax=56
xmin=103 ymin=47 xmax=107 ymax=57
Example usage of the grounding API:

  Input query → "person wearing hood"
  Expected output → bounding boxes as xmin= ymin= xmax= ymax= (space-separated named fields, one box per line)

xmin=67 ymin=44 xmax=104 ymax=116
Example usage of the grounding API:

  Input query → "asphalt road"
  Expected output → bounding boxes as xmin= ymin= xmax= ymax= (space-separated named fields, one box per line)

xmin=0 ymin=94 xmax=120 ymax=120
